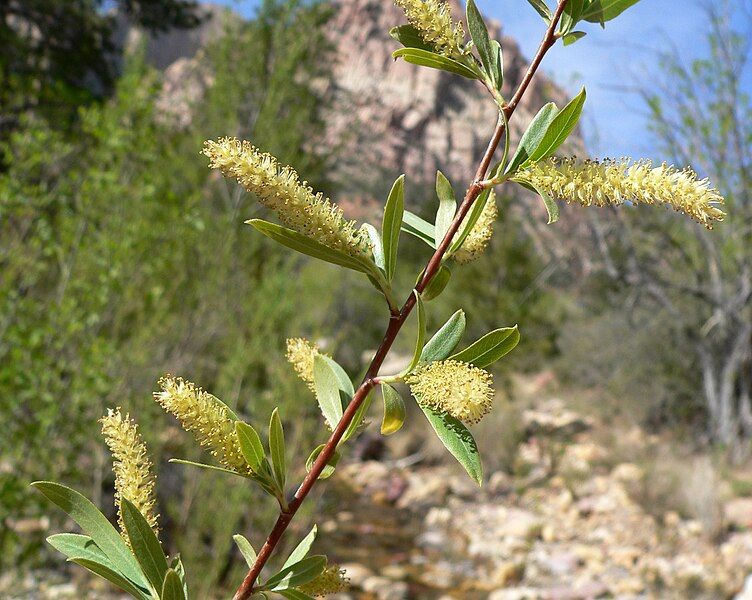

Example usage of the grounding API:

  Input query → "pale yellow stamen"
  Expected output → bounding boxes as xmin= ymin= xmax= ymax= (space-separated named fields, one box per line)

xmin=394 ymin=0 xmax=466 ymax=59
xmin=286 ymin=338 xmax=321 ymax=391
xmin=297 ymin=565 xmax=349 ymax=597
xmin=452 ymin=191 xmax=497 ymax=264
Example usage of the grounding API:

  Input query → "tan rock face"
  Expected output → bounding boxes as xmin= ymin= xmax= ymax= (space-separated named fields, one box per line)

xmin=325 ymin=0 xmax=573 ymax=199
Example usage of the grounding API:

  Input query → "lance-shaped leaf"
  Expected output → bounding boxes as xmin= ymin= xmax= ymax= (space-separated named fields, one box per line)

xmin=559 ymin=0 xmax=586 ymax=34
xmin=448 ymin=188 xmax=492 ymax=254
xmin=434 ymin=171 xmax=457 ymax=242
xmin=526 ymin=0 xmax=552 ymax=21
xmin=380 ymin=383 xmax=406 ymax=435
xmin=282 ymin=525 xmax=317 ymax=569
xmin=420 ymin=310 xmax=466 ymax=362
xmin=524 ymin=88 xmax=586 ymax=165
xmin=321 ymin=355 xmax=355 ymax=397
xmin=269 ymin=408 xmax=286 ymax=491
xmin=31 ymin=482 xmax=147 ymax=588
xmin=121 ymin=498 xmax=168 ymax=594
xmin=563 ymin=31 xmax=587 ymax=45
xmin=405 ymin=291 xmax=427 ymax=373
xmin=341 ymin=390 xmax=372 ymax=443
xmin=69 ymin=558 xmax=150 ymax=600
xmin=513 ymin=178 xmax=560 ymax=224
xmin=382 ymin=175 xmax=405 ymax=281
xmin=362 ymin=223 xmax=386 ymax=273
xmin=582 ymin=0 xmax=641 ymax=23
xmin=47 ymin=534 xmax=114 ymax=568
xmin=466 ymin=0 xmax=498 ymax=87
xmin=505 ymin=102 xmax=559 ymax=175
xmin=236 ymin=421 xmax=266 ymax=474
xmin=247 ymin=219 xmax=370 ymax=273
xmin=392 ymin=48 xmax=480 ymax=80
xmin=450 ymin=326 xmax=520 ymax=368
xmin=233 ymin=534 xmax=257 ymax=567
xmin=306 ymin=444 xmax=341 ymax=479
xmin=265 ymin=555 xmax=327 ymax=592
xmin=161 ymin=569 xmax=186 ymax=600
xmin=389 ymin=25 xmax=433 ymax=51
xmin=402 ymin=210 xmax=436 ymax=248
xmin=313 ymin=355 xmax=345 ymax=430
xmin=419 ymin=403 xmax=483 ymax=484
xmin=168 ymin=458 xmax=240 ymax=477
xmin=421 ymin=263 xmax=452 ymax=302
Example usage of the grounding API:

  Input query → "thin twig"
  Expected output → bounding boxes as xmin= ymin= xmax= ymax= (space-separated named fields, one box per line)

xmin=232 ymin=2 xmax=569 ymax=598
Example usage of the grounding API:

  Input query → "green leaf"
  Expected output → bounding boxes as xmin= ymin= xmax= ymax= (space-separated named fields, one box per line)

xmin=526 ymin=0 xmax=552 ymax=21
xmin=321 ymin=355 xmax=355 ymax=397
xmin=313 ymin=355 xmax=345 ymax=430
xmin=490 ymin=40 xmax=503 ymax=90
xmin=582 ymin=0 xmax=640 ymax=23
xmin=421 ymin=263 xmax=452 ymax=302
xmin=282 ymin=525 xmax=317 ymax=569
xmin=342 ymin=390 xmax=373 ymax=443
xmin=389 ymin=25 xmax=434 ymax=51
xmin=121 ymin=498 xmax=168 ymax=594
xmin=279 ymin=591 xmax=316 ymax=600
xmin=47 ymin=534 xmax=114 ymax=567
xmin=563 ymin=31 xmax=587 ymax=45
xmin=236 ymin=421 xmax=266 ymax=474
xmin=559 ymin=0 xmax=586 ymax=34
xmin=161 ymin=569 xmax=186 ymax=600
xmin=168 ymin=555 xmax=188 ymax=598
xmin=380 ymin=383 xmax=406 ymax=435
xmin=269 ymin=408 xmax=286 ymax=491
xmin=421 ymin=309 xmax=466 ymax=362
xmin=448 ymin=188 xmax=492 ymax=254
xmin=524 ymin=88 xmax=586 ymax=165
xmin=382 ymin=175 xmax=405 ymax=281
xmin=450 ymin=326 xmax=520 ymax=368
xmin=305 ymin=444 xmax=340 ymax=479
xmin=434 ymin=171 xmax=457 ymax=242
xmin=362 ymin=223 xmax=385 ymax=273
xmin=233 ymin=534 xmax=257 ymax=568
xmin=466 ymin=0 xmax=496 ymax=86
xmin=402 ymin=211 xmax=436 ymax=248
xmin=31 ymin=482 xmax=147 ymax=588
xmin=406 ymin=291 xmax=427 ymax=373
xmin=515 ymin=179 xmax=559 ymax=224
xmin=247 ymin=219 xmax=369 ymax=273
xmin=419 ymin=404 xmax=483 ymax=484
xmin=69 ymin=558 xmax=150 ymax=599
xmin=168 ymin=458 xmax=241 ymax=477
xmin=392 ymin=48 xmax=480 ymax=80
xmin=265 ymin=555 xmax=327 ymax=591
xmin=505 ymin=102 xmax=559 ymax=175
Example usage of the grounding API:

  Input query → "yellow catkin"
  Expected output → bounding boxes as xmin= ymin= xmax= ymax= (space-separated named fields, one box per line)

xmin=394 ymin=0 xmax=466 ymax=59
xmin=407 ymin=359 xmax=495 ymax=424
xmin=286 ymin=338 xmax=321 ymax=391
xmin=154 ymin=376 xmax=249 ymax=474
xmin=100 ymin=408 xmax=159 ymax=543
xmin=452 ymin=191 xmax=497 ymax=264
xmin=297 ymin=565 xmax=349 ymax=597
xmin=515 ymin=157 xmax=726 ymax=229
xmin=203 ymin=138 xmax=371 ymax=257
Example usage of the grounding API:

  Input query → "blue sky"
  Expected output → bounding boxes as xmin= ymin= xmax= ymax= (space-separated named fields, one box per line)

xmin=216 ymin=0 xmax=751 ymax=159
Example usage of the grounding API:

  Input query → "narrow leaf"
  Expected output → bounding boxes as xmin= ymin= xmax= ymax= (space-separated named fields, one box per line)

xmin=69 ymin=558 xmax=150 ymax=599
xmin=382 ymin=175 xmax=405 ymax=281
xmin=380 ymin=383 xmax=406 ymax=435
xmin=389 ymin=25 xmax=434 ymax=51
xmin=168 ymin=458 xmax=241 ymax=477
xmin=392 ymin=48 xmax=480 ymax=80
xmin=450 ymin=326 xmax=520 ymax=368
xmin=47 ymin=534 xmax=113 ymax=567
xmin=161 ymin=569 xmax=186 ymax=600
xmin=401 ymin=210 xmax=436 ymax=247
xmin=420 ymin=310 xmax=466 ymax=362
xmin=235 ymin=421 xmax=266 ymax=474
xmin=233 ymin=534 xmax=257 ymax=568
xmin=505 ymin=102 xmax=559 ymax=174
xmin=269 ymin=408 xmax=286 ymax=491
xmin=490 ymin=40 xmax=503 ymax=90
xmin=305 ymin=444 xmax=340 ymax=479
xmin=526 ymin=0 xmax=552 ymax=21
xmin=282 ymin=525 xmax=317 ymax=569
xmin=563 ymin=31 xmax=587 ymax=45
xmin=247 ymin=220 xmax=369 ymax=273
xmin=313 ymin=355 xmax=345 ymax=430
xmin=362 ymin=223 xmax=385 ymax=273
xmin=320 ymin=355 xmax=355 ymax=397
xmin=265 ymin=555 xmax=327 ymax=592
xmin=582 ymin=0 xmax=640 ymax=23
xmin=407 ymin=291 xmax=427 ymax=373
xmin=434 ymin=171 xmax=457 ymax=242
xmin=419 ymin=404 xmax=483 ymax=484
xmin=421 ymin=263 xmax=452 ymax=302
xmin=466 ymin=0 xmax=495 ymax=85
xmin=448 ymin=188 xmax=491 ymax=253
xmin=31 ymin=482 xmax=147 ymax=587
xmin=342 ymin=390 xmax=373 ymax=443
xmin=525 ymin=88 xmax=586 ymax=165
xmin=121 ymin=498 xmax=168 ymax=594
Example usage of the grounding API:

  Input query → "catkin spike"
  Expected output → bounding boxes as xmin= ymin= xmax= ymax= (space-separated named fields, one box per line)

xmin=394 ymin=0 xmax=466 ymax=59
xmin=154 ymin=376 xmax=249 ymax=474
xmin=452 ymin=191 xmax=497 ymax=264
xmin=407 ymin=359 xmax=495 ymax=424
xmin=286 ymin=338 xmax=321 ymax=391
xmin=297 ymin=565 xmax=349 ymax=597
xmin=515 ymin=157 xmax=726 ymax=229
xmin=100 ymin=408 xmax=159 ymax=543
xmin=203 ymin=138 xmax=371 ymax=257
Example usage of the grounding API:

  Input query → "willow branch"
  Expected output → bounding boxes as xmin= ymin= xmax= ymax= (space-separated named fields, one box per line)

xmin=232 ymin=3 xmax=569 ymax=598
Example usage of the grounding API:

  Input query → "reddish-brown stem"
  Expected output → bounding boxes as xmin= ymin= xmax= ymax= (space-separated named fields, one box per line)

xmin=232 ymin=3 xmax=569 ymax=598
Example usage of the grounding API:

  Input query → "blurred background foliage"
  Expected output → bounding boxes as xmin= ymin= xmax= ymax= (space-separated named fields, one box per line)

xmin=1 ymin=0 xmax=749 ymax=595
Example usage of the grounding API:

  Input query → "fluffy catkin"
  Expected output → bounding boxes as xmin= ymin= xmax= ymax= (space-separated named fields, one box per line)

xmin=286 ymin=338 xmax=321 ymax=391
xmin=297 ymin=565 xmax=349 ymax=597
xmin=203 ymin=138 xmax=371 ymax=257
xmin=394 ymin=0 xmax=466 ymax=58
xmin=515 ymin=157 xmax=725 ymax=229
xmin=452 ymin=191 xmax=497 ymax=264
xmin=407 ymin=359 xmax=495 ymax=424
xmin=100 ymin=408 xmax=159 ymax=542
xmin=154 ymin=376 xmax=249 ymax=474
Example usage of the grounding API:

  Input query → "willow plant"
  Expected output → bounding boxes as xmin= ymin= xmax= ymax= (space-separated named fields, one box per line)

xmin=33 ymin=0 xmax=726 ymax=598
